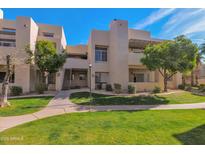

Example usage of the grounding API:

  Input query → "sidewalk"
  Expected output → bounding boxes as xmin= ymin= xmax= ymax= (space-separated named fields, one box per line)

xmin=1 ymin=89 xmax=205 ymax=132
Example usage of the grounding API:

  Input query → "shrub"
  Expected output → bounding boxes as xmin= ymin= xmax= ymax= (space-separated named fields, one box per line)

xmin=128 ymin=85 xmax=135 ymax=94
xmin=178 ymin=84 xmax=185 ymax=90
xmin=10 ymin=86 xmax=23 ymax=96
xmin=105 ymin=84 xmax=112 ymax=91
xmin=185 ymin=84 xmax=192 ymax=91
xmin=199 ymin=84 xmax=205 ymax=90
xmin=152 ymin=86 xmax=161 ymax=94
xmin=35 ymin=83 xmax=47 ymax=94
xmin=113 ymin=83 xmax=122 ymax=94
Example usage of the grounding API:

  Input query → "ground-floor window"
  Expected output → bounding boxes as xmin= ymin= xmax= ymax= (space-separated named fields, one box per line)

xmin=0 ymin=65 xmax=15 ymax=83
xmin=95 ymin=72 xmax=109 ymax=83
xmin=134 ymin=73 xmax=144 ymax=82
xmin=48 ymin=73 xmax=56 ymax=84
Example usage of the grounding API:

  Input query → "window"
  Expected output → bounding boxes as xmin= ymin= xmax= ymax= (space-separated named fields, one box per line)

xmin=134 ymin=74 xmax=144 ymax=82
xmin=79 ymin=74 xmax=86 ymax=80
xmin=43 ymin=32 xmax=54 ymax=38
xmin=48 ymin=73 xmax=56 ymax=84
xmin=95 ymin=72 xmax=108 ymax=83
xmin=0 ymin=72 xmax=15 ymax=83
xmin=95 ymin=47 xmax=107 ymax=62
xmin=0 ymin=72 xmax=6 ymax=83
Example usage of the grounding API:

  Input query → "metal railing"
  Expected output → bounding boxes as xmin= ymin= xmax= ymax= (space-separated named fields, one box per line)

xmin=0 ymin=31 xmax=16 ymax=35
xmin=0 ymin=41 xmax=16 ymax=47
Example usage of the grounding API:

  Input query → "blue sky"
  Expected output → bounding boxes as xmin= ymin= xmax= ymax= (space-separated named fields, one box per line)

xmin=1 ymin=8 xmax=205 ymax=45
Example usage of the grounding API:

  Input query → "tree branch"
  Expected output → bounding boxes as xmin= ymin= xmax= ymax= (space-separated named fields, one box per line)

xmin=158 ymin=69 xmax=164 ymax=77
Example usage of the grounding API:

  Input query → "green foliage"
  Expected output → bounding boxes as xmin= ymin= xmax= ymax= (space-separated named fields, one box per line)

xmin=10 ymin=86 xmax=23 ymax=96
xmin=185 ymin=84 xmax=192 ymax=91
xmin=1 ymin=110 xmax=205 ymax=144
xmin=198 ymin=84 xmax=205 ymax=92
xmin=199 ymin=84 xmax=205 ymax=90
xmin=105 ymin=84 xmax=112 ymax=91
xmin=0 ymin=97 xmax=52 ymax=116
xmin=141 ymin=35 xmax=198 ymax=91
xmin=70 ymin=91 xmax=205 ymax=105
xmin=178 ymin=84 xmax=186 ymax=90
xmin=152 ymin=86 xmax=161 ymax=94
xmin=128 ymin=85 xmax=135 ymax=94
xmin=26 ymin=40 xmax=66 ymax=78
xmin=113 ymin=83 xmax=122 ymax=94
xmin=35 ymin=83 xmax=47 ymax=94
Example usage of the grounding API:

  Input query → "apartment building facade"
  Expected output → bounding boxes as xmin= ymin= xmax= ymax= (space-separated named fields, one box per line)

xmin=0 ymin=13 xmax=183 ymax=93
xmin=60 ymin=19 xmax=182 ymax=92
xmin=0 ymin=14 xmax=66 ymax=93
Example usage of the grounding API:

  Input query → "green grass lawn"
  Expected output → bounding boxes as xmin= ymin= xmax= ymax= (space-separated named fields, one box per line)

xmin=0 ymin=110 xmax=205 ymax=144
xmin=70 ymin=91 xmax=205 ymax=105
xmin=0 ymin=97 xmax=52 ymax=117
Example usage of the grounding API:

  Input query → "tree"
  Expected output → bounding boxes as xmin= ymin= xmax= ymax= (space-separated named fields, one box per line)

xmin=0 ymin=55 xmax=12 ymax=107
xmin=193 ymin=42 xmax=205 ymax=85
xmin=141 ymin=35 xmax=198 ymax=92
xmin=0 ymin=52 xmax=24 ymax=107
xmin=26 ymin=40 xmax=66 ymax=86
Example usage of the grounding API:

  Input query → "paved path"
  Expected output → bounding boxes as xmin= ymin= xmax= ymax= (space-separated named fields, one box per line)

xmin=1 ymin=89 xmax=205 ymax=132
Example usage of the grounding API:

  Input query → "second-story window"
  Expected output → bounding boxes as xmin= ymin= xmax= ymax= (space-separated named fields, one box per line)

xmin=43 ymin=32 xmax=54 ymax=38
xmin=95 ymin=47 xmax=107 ymax=62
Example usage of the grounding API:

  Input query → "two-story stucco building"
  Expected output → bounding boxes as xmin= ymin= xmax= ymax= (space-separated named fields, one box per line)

xmin=0 ymin=12 xmax=183 ymax=93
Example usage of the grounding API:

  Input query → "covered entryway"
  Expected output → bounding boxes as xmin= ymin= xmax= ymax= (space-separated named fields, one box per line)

xmin=62 ymin=68 xmax=88 ymax=90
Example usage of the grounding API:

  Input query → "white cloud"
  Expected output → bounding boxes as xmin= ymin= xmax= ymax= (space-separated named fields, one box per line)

xmin=0 ymin=9 xmax=3 ymax=19
xmin=135 ymin=8 xmax=176 ymax=29
xmin=160 ymin=8 xmax=205 ymax=44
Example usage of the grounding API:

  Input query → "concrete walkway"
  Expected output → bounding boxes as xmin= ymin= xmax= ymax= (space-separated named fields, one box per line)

xmin=1 ymin=89 xmax=205 ymax=132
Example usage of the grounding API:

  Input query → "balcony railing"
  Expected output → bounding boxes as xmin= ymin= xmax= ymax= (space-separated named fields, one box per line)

xmin=128 ymin=52 xmax=144 ymax=65
xmin=0 ymin=41 xmax=16 ymax=47
xmin=0 ymin=31 xmax=16 ymax=36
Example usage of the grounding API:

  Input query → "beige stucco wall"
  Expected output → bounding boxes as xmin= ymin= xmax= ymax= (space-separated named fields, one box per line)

xmin=109 ymin=20 xmax=129 ymax=90
xmin=128 ymin=29 xmax=151 ymax=40
xmin=66 ymin=45 xmax=87 ymax=55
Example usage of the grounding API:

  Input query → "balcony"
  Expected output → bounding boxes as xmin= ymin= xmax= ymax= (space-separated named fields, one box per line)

xmin=128 ymin=52 xmax=144 ymax=65
xmin=0 ymin=31 xmax=16 ymax=36
xmin=0 ymin=40 xmax=16 ymax=47
xmin=63 ymin=58 xmax=89 ymax=69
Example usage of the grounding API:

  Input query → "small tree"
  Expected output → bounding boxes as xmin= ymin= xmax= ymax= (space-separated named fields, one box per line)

xmin=141 ymin=35 xmax=198 ymax=92
xmin=0 ymin=53 xmax=25 ymax=107
xmin=26 ymin=40 xmax=66 ymax=87
xmin=0 ymin=55 xmax=12 ymax=107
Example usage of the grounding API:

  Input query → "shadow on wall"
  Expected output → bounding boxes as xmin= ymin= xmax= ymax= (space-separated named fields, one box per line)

xmin=174 ymin=124 xmax=205 ymax=145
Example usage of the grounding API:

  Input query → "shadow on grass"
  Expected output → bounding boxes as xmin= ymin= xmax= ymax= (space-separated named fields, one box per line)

xmin=8 ymin=96 xmax=52 ymax=101
xmin=174 ymin=124 xmax=205 ymax=145
xmin=70 ymin=92 xmax=170 ymax=105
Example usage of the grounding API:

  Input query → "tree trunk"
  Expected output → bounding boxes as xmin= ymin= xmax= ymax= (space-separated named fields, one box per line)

xmin=182 ymin=75 xmax=186 ymax=85
xmin=163 ymin=70 xmax=168 ymax=92
xmin=0 ymin=55 xmax=12 ymax=108
xmin=191 ymin=71 xmax=194 ymax=86
xmin=164 ymin=78 xmax=168 ymax=92
xmin=195 ymin=74 xmax=199 ymax=86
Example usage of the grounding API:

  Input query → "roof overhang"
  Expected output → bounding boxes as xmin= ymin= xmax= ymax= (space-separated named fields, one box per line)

xmin=129 ymin=39 xmax=162 ymax=49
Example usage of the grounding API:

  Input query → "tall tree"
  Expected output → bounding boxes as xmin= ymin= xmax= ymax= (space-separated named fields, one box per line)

xmin=26 ymin=40 xmax=66 ymax=86
xmin=194 ymin=42 xmax=205 ymax=85
xmin=141 ymin=35 xmax=198 ymax=92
